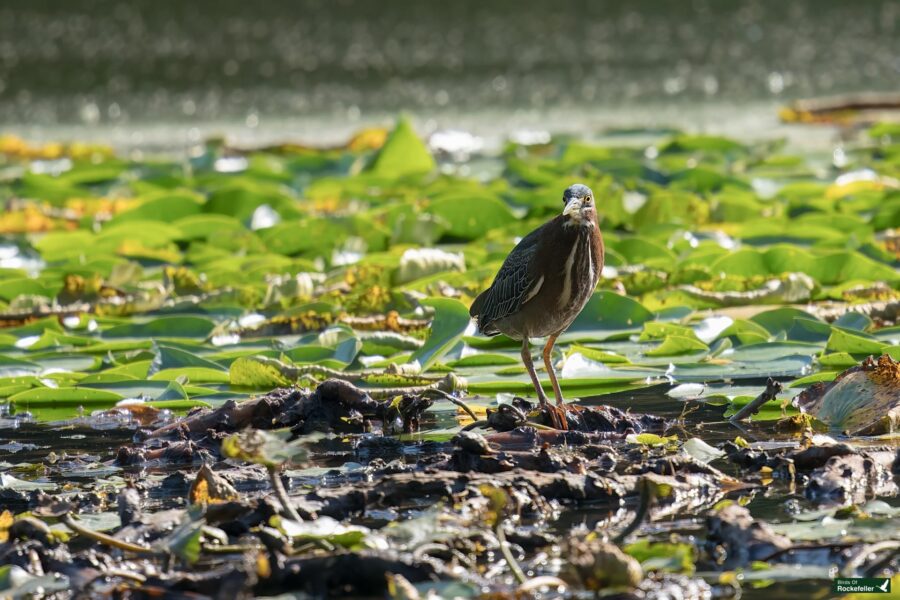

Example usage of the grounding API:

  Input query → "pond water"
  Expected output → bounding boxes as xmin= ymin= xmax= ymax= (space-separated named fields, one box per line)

xmin=2 ymin=0 xmax=898 ymax=150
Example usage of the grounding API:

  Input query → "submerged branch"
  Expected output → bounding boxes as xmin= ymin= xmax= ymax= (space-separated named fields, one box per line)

xmin=729 ymin=378 xmax=783 ymax=423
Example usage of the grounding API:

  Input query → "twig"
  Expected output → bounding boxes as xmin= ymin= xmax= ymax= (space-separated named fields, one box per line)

xmin=61 ymin=514 xmax=155 ymax=555
xmin=516 ymin=576 xmax=569 ymax=594
xmin=103 ymin=570 xmax=147 ymax=583
xmin=525 ymin=421 xmax=557 ymax=432
xmin=729 ymin=378 xmax=783 ymax=423
xmin=841 ymin=540 xmax=900 ymax=577
xmin=461 ymin=419 xmax=490 ymax=431
xmin=425 ymin=388 xmax=478 ymax=421
xmin=202 ymin=544 xmax=261 ymax=555
xmin=613 ymin=477 xmax=654 ymax=544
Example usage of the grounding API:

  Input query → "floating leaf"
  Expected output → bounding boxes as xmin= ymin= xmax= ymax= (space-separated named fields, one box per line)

xmin=626 ymin=433 xmax=678 ymax=447
xmin=410 ymin=298 xmax=469 ymax=371
xmin=103 ymin=317 xmax=216 ymax=339
xmin=9 ymin=387 xmax=124 ymax=406
xmin=624 ymin=540 xmax=695 ymax=574
xmin=275 ymin=516 xmax=373 ymax=550
xmin=645 ymin=335 xmax=709 ymax=357
xmin=825 ymin=329 xmax=887 ymax=356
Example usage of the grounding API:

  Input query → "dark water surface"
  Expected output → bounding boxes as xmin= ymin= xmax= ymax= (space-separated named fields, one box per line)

xmin=0 ymin=0 xmax=897 ymax=148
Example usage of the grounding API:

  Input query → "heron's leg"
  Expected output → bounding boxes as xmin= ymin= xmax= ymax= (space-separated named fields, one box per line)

xmin=542 ymin=334 xmax=564 ymax=406
xmin=542 ymin=333 xmax=568 ymax=430
xmin=521 ymin=337 xmax=549 ymax=405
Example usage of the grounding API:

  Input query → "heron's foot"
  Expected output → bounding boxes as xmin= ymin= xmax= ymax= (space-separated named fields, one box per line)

xmin=537 ymin=398 xmax=568 ymax=430
xmin=548 ymin=403 xmax=569 ymax=431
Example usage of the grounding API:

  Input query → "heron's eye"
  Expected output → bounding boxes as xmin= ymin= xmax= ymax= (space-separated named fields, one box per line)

xmin=585 ymin=195 xmax=592 ymax=204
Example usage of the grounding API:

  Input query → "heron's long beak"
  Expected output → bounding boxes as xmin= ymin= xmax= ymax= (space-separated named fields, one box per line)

xmin=563 ymin=197 xmax=585 ymax=222
xmin=563 ymin=198 xmax=583 ymax=217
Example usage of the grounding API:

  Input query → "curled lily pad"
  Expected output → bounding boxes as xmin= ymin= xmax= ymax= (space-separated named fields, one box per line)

xmin=794 ymin=354 xmax=900 ymax=435
xmin=395 ymin=248 xmax=465 ymax=284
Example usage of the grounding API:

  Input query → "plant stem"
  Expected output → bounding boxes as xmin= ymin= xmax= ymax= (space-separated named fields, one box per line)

xmin=496 ymin=524 xmax=527 ymax=585
xmin=267 ymin=465 xmax=304 ymax=523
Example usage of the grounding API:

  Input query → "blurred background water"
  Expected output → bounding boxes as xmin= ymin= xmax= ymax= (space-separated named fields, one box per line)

xmin=1 ymin=0 xmax=898 ymax=150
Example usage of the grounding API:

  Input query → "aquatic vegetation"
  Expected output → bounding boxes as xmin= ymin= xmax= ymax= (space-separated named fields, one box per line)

xmin=0 ymin=120 xmax=898 ymax=597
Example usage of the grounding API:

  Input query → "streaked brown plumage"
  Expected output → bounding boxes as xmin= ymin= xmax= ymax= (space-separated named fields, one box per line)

xmin=469 ymin=184 xmax=604 ymax=429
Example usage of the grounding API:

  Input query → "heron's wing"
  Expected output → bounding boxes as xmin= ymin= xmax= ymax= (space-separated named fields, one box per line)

xmin=471 ymin=226 xmax=544 ymax=332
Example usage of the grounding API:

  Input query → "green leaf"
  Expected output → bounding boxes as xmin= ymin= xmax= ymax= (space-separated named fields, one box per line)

xmin=365 ymin=117 xmax=435 ymax=178
xmin=146 ymin=399 xmax=212 ymax=411
xmin=750 ymin=307 xmax=820 ymax=337
xmin=80 ymin=379 xmax=186 ymax=400
xmin=0 ymin=278 xmax=62 ymax=301
xmin=566 ymin=344 xmax=631 ymax=364
xmin=152 ymin=344 xmax=227 ymax=373
xmin=819 ymin=352 xmax=859 ymax=369
xmin=149 ymin=367 xmax=230 ymax=383
xmin=447 ymin=353 xmax=520 ymax=367
xmin=9 ymin=387 xmax=124 ymax=405
xmin=716 ymin=319 xmax=771 ymax=345
xmin=161 ymin=520 xmax=204 ymax=565
xmin=204 ymin=184 xmax=298 ymax=221
xmin=110 ymin=192 xmax=203 ymax=224
xmin=645 ymin=335 xmax=709 ymax=357
xmin=410 ymin=298 xmax=469 ymax=371
xmin=229 ymin=356 xmax=291 ymax=388
xmin=639 ymin=322 xmax=697 ymax=341
xmin=788 ymin=371 xmax=839 ymax=387
xmin=274 ymin=516 xmax=371 ymax=549
xmin=613 ymin=237 xmax=677 ymax=269
xmin=173 ymin=214 xmax=247 ymax=241
xmin=429 ymin=193 xmax=516 ymax=241
xmin=624 ymin=540 xmax=695 ymax=574
xmin=626 ymin=433 xmax=678 ymax=446
xmin=566 ymin=292 xmax=654 ymax=338
xmin=659 ymin=134 xmax=745 ymax=155
xmin=825 ymin=329 xmax=887 ymax=355
xmin=103 ymin=317 xmax=216 ymax=339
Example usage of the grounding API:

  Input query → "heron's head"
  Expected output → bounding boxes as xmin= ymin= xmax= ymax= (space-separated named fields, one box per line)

xmin=562 ymin=183 xmax=596 ymax=227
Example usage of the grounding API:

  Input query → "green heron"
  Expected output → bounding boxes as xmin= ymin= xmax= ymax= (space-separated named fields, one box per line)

xmin=470 ymin=183 xmax=604 ymax=429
